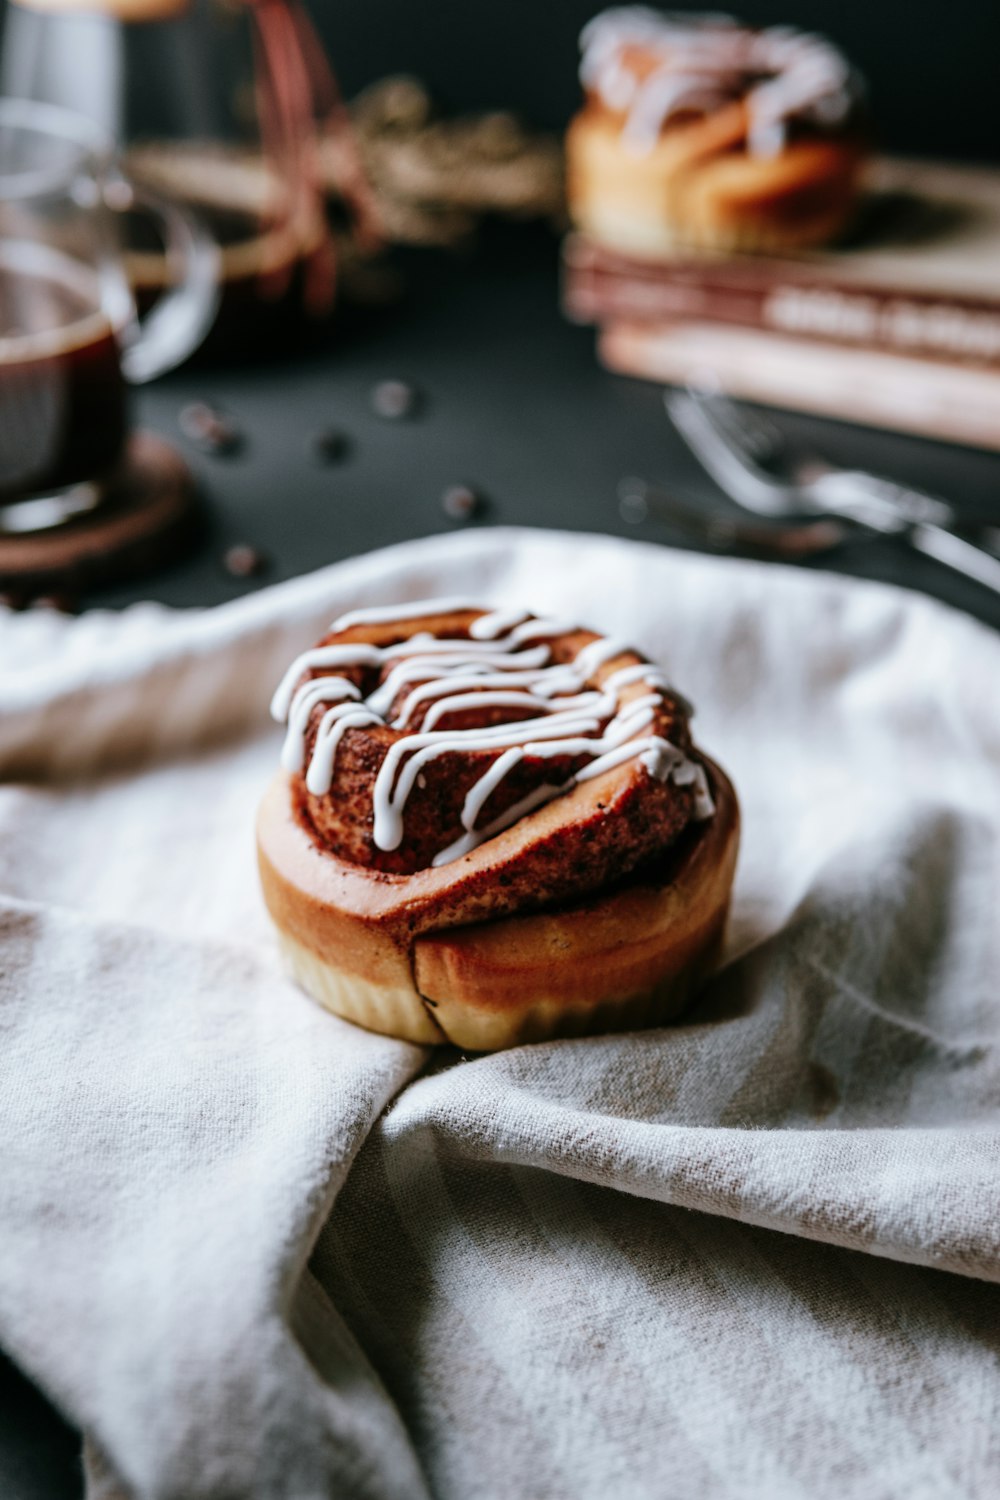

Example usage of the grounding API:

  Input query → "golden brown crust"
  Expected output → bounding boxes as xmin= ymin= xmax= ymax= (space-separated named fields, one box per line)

xmin=566 ymin=101 xmax=866 ymax=257
xmin=273 ymin=929 xmax=445 ymax=1045
xmin=258 ymin=740 xmax=696 ymax=962
xmin=259 ymin=603 xmax=739 ymax=1050
xmin=256 ymin=758 xmax=739 ymax=1051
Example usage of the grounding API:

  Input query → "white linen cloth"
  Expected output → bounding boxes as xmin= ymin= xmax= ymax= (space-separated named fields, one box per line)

xmin=1 ymin=527 xmax=998 ymax=1500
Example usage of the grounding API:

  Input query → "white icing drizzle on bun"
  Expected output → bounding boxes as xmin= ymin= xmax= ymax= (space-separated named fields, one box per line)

xmin=331 ymin=597 xmax=484 ymax=631
xmin=270 ymin=603 xmax=713 ymax=867
xmin=580 ymin=7 xmax=857 ymax=157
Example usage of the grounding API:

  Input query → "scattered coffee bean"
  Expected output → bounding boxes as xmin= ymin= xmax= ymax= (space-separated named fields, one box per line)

xmin=617 ymin=477 xmax=649 ymax=525
xmin=180 ymin=401 xmax=243 ymax=456
xmin=311 ymin=427 xmax=351 ymax=464
xmin=222 ymin=544 xmax=267 ymax=578
xmin=0 ymin=590 xmax=27 ymax=612
xmin=371 ymin=379 xmax=420 ymax=420
xmin=441 ymin=483 xmax=483 ymax=522
xmin=619 ymin=493 xmax=648 ymax=525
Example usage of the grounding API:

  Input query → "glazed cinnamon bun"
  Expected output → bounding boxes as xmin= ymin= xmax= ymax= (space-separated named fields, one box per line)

xmin=566 ymin=8 xmax=867 ymax=257
xmin=257 ymin=600 xmax=739 ymax=1051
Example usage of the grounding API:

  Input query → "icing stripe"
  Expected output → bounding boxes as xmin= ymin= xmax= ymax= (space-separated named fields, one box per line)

xmin=271 ymin=607 xmax=714 ymax=866
xmin=331 ymin=597 xmax=483 ymax=631
xmin=579 ymin=9 xmax=856 ymax=159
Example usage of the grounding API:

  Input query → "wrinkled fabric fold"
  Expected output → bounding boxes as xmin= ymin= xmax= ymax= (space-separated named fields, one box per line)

xmin=0 ymin=529 xmax=998 ymax=1500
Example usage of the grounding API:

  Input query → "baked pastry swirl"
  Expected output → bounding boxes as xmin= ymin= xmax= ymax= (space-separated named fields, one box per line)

xmin=256 ymin=599 xmax=739 ymax=1050
xmin=567 ymin=7 xmax=867 ymax=256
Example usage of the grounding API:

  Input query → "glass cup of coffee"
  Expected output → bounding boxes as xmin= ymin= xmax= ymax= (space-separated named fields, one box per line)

xmin=0 ymin=98 xmax=218 ymax=532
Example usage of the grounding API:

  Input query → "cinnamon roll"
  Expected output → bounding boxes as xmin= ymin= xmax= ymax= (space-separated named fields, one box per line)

xmin=567 ymin=8 xmax=867 ymax=257
xmin=256 ymin=600 xmax=739 ymax=1051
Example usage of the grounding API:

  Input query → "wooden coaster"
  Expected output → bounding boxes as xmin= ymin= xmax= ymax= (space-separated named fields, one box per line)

xmin=0 ymin=432 xmax=202 ymax=598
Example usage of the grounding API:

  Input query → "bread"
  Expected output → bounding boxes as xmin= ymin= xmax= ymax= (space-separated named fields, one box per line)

xmin=566 ymin=9 xmax=866 ymax=257
xmin=257 ymin=601 xmax=739 ymax=1050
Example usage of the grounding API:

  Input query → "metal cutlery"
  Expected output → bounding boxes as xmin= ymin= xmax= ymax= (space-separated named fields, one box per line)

xmin=617 ymin=477 xmax=849 ymax=560
xmin=666 ymin=388 xmax=1000 ymax=595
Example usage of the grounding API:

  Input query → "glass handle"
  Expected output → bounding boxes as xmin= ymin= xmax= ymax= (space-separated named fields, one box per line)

xmin=110 ymin=179 xmax=220 ymax=384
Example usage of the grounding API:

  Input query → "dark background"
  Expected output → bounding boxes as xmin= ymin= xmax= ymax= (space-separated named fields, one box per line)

xmin=0 ymin=0 xmax=995 ymax=160
xmin=312 ymin=0 xmax=999 ymax=164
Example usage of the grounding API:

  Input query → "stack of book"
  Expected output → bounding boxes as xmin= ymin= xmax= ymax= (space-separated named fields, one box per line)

xmin=562 ymin=158 xmax=1000 ymax=452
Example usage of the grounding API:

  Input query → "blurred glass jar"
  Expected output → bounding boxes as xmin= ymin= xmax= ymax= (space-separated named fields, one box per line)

xmin=2 ymin=0 xmax=337 ymax=360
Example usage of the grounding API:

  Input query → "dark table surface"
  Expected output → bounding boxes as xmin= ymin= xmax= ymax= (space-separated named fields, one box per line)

xmin=88 ymin=223 xmax=1000 ymax=631
xmin=4 ymin=220 xmax=1000 ymax=1500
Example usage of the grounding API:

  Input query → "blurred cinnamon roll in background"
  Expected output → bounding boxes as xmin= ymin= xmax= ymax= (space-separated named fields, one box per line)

xmin=567 ymin=7 xmax=868 ymax=257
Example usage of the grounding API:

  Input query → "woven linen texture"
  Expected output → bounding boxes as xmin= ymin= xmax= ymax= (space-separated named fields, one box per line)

xmin=1 ymin=529 xmax=997 ymax=1500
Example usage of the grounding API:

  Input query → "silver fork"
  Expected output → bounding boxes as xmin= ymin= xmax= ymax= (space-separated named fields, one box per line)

xmin=617 ymin=476 xmax=849 ymax=559
xmin=666 ymin=389 xmax=1000 ymax=595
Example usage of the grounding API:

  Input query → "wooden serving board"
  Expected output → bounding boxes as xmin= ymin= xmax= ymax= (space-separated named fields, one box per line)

xmin=0 ymin=432 xmax=202 ymax=597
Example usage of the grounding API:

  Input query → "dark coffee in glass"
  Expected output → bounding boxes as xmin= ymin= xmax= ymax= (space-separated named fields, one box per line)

xmin=0 ymin=245 xmax=128 ymax=506
xmin=0 ymin=100 xmax=216 ymax=530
